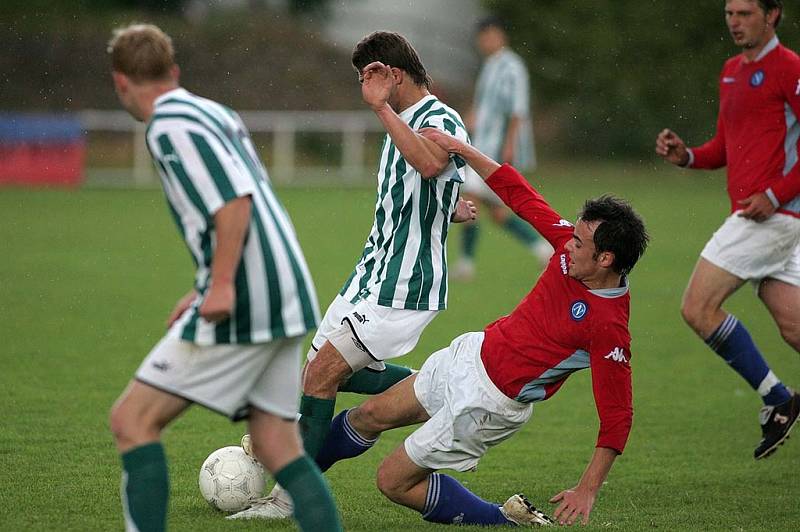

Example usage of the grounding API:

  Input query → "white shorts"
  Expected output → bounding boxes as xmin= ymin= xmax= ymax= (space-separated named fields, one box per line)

xmin=461 ymin=166 xmax=504 ymax=206
xmin=701 ymin=212 xmax=800 ymax=287
xmin=135 ymin=330 xmax=302 ymax=421
xmin=405 ymin=331 xmax=532 ymax=472
xmin=308 ymin=294 xmax=438 ymax=372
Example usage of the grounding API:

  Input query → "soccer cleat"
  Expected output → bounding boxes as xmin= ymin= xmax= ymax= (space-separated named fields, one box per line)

xmin=240 ymin=433 xmax=253 ymax=457
xmin=500 ymin=494 xmax=554 ymax=526
xmin=531 ymin=240 xmax=554 ymax=267
xmin=452 ymin=259 xmax=476 ymax=282
xmin=754 ymin=391 xmax=800 ymax=460
xmin=226 ymin=484 xmax=293 ymax=520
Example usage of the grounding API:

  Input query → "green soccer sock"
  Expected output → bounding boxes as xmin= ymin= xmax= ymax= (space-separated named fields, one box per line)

xmin=299 ymin=395 xmax=336 ymax=459
xmin=462 ymin=223 xmax=479 ymax=259
xmin=120 ymin=442 xmax=169 ymax=532
xmin=275 ymin=456 xmax=343 ymax=532
xmin=503 ymin=215 xmax=540 ymax=245
xmin=338 ymin=363 xmax=413 ymax=394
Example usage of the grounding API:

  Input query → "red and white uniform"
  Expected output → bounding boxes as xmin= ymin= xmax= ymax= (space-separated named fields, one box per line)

xmin=481 ymin=164 xmax=633 ymax=453
xmin=688 ymin=37 xmax=800 ymax=216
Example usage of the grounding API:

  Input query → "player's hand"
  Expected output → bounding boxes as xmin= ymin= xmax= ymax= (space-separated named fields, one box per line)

xmin=737 ymin=192 xmax=777 ymax=222
xmin=419 ymin=127 xmax=463 ymax=153
xmin=199 ymin=282 xmax=235 ymax=322
xmin=550 ymin=486 xmax=596 ymax=526
xmin=167 ymin=290 xmax=197 ymax=327
xmin=655 ymin=128 xmax=690 ymax=167
xmin=451 ymin=197 xmax=477 ymax=223
xmin=361 ymin=61 xmax=395 ymax=111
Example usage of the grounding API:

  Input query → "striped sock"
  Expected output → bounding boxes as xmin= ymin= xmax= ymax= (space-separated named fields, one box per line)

xmin=421 ymin=473 xmax=511 ymax=525
xmin=705 ymin=314 xmax=791 ymax=406
xmin=314 ymin=409 xmax=377 ymax=472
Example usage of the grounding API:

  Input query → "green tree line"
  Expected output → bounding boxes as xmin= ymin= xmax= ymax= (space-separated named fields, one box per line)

xmin=487 ymin=0 xmax=800 ymax=157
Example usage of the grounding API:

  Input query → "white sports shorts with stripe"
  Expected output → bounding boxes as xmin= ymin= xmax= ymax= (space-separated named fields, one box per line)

xmin=136 ymin=326 xmax=302 ymax=421
xmin=461 ymin=166 xmax=504 ymax=206
xmin=307 ymin=294 xmax=438 ymax=372
xmin=701 ymin=212 xmax=800 ymax=287
xmin=405 ymin=331 xmax=532 ymax=472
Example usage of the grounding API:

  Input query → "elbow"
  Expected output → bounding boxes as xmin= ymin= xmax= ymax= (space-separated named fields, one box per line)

xmin=419 ymin=159 xmax=449 ymax=180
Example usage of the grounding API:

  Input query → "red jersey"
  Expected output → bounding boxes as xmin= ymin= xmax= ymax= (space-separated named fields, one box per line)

xmin=480 ymin=164 xmax=633 ymax=454
xmin=690 ymin=38 xmax=800 ymax=216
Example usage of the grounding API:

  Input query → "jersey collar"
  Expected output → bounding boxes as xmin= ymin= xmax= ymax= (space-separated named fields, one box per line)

xmin=154 ymin=87 xmax=190 ymax=108
xmin=588 ymin=276 xmax=629 ymax=298
xmin=400 ymin=94 xmax=437 ymax=122
xmin=753 ymin=35 xmax=779 ymax=62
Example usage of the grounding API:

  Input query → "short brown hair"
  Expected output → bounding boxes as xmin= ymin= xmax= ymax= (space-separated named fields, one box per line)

xmin=352 ymin=31 xmax=432 ymax=89
xmin=107 ymin=24 xmax=175 ymax=82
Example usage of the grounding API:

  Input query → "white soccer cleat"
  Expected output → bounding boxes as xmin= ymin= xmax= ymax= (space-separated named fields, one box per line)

xmin=500 ymin=494 xmax=554 ymax=527
xmin=225 ymin=484 xmax=293 ymax=520
xmin=531 ymin=240 xmax=554 ymax=267
xmin=240 ymin=433 xmax=253 ymax=457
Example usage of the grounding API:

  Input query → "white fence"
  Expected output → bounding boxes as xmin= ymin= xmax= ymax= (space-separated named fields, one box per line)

xmin=77 ymin=109 xmax=385 ymax=186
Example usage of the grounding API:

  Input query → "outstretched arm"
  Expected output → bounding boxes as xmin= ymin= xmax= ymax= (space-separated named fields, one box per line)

xmin=361 ymin=62 xmax=450 ymax=179
xmin=550 ymin=447 xmax=618 ymax=526
xmin=419 ymin=127 xmax=500 ymax=178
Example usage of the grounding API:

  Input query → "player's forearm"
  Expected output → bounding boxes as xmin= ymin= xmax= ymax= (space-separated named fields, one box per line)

xmin=209 ymin=196 xmax=252 ymax=286
xmin=373 ymin=104 xmax=449 ymax=178
xmin=576 ymin=447 xmax=618 ymax=494
xmin=449 ymin=141 xmax=501 ymax=179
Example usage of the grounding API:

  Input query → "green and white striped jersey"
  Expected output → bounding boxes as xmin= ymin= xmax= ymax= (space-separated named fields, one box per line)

xmin=146 ymin=88 xmax=320 ymax=346
xmin=340 ymin=95 xmax=468 ymax=311
xmin=473 ymin=48 xmax=536 ymax=169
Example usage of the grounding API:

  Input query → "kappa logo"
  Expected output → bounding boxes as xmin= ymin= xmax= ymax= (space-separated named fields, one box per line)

xmin=553 ymin=219 xmax=573 ymax=228
xmin=560 ymin=254 xmax=568 ymax=275
xmin=604 ymin=347 xmax=628 ymax=363
xmin=570 ymin=300 xmax=588 ymax=321
xmin=796 ymin=79 xmax=800 ymax=95
xmin=750 ymin=70 xmax=765 ymax=87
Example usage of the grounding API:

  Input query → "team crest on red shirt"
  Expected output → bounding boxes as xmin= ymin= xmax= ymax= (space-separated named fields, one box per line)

xmin=750 ymin=70 xmax=765 ymax=87
xmin=570 ymin=300 xmax=588 ymax=321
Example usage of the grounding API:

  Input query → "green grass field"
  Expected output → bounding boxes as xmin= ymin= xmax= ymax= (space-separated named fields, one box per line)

xmin=1 ymin=163 xmax=799 ymax=531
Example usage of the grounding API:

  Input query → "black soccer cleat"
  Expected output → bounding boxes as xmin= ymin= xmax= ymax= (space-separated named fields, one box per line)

xmin=754 ymin=391 xmax=800 ymax=460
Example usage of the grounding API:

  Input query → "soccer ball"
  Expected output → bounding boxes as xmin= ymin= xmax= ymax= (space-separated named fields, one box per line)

xmin=198 ymin=445 xmax=266 ymax=512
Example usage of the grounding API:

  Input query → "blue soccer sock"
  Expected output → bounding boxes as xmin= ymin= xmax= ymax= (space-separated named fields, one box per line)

xmin=706 ymin=314 xmax=791 ymax=406
xmin=503 ymin=215 xmax=540 ymax=246
xmin=421 ymin=473 xmax=512 ymax=526
xmin=314 ymin=409 xmax=377 ymax=472
xmin=462 ymin=223 xmax=479 ymax=260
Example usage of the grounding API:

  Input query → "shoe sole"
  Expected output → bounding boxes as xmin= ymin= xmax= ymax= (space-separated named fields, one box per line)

xmin=755 ymin=412 xmax=799 ymax=460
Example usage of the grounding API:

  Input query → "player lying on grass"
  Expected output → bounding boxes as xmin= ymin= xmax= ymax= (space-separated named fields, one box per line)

xmin=308 ymin=128 xmax=650 ymax=527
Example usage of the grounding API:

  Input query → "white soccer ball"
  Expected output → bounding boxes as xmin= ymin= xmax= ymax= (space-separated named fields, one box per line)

xmin=198 ymin=445 xmax=266 ymax=512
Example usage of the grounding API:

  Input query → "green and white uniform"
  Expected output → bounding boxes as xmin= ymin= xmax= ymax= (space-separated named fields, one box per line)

xmin=340 ymin=95 xmax=469 ymax=312
xmin=145 ymin=88 xmax=320 ymax=346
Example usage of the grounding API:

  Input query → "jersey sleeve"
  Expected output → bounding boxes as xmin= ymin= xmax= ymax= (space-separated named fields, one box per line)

xmin=484 ymin=163 xmax=572 ymax=248
xmin=588 ymin=319 xmax=633 ymax=454
xmin=690 ymin=112 xmax=727 ymax=170
xmin=768 ymin=53 xmax=800 ymax=204
xmin=419 ymin=111 xmax=470 ymax=183
xmin=148 ymin=117 xmax=257 ymax=220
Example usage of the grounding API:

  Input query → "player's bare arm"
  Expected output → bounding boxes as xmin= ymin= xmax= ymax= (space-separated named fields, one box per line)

xmin=549 ymin=446 xmax=618 ymax=526
xmin=738 ymin=192 xmax=778 ymax=222
xmin=200 ymin=195 xmax=252 ymax=322
xmin=420 ymin=127 xmax=501 ymax=179
xmin=655 ymin=128 xmax=690 ymax=166
xmin=167 ymin=289 xmax=198 ymax=327
xmin=361 ymin=61 xmax=449 ymax=178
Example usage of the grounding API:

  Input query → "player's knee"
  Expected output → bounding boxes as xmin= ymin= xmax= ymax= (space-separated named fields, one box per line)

xmin=680 ymin=295 xmax=705 ymax=333
xmin=304 ymin=346 xmax=350 ymax=395
xmin=109 ymin=400 xmax=161 ymax=449
xmin=350 ymin=401 xmax=386 ymax=433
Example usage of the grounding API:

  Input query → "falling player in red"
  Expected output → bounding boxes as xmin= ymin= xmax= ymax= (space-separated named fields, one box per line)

xmin=309 ymin=129 xmax=649 ymax=527
xmin=656 ymin=0 xmax=800 ymax=459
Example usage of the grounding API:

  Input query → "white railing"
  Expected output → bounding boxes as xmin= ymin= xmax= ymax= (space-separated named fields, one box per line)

xmin=77 ymin=109 xmax=385 ymax=186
